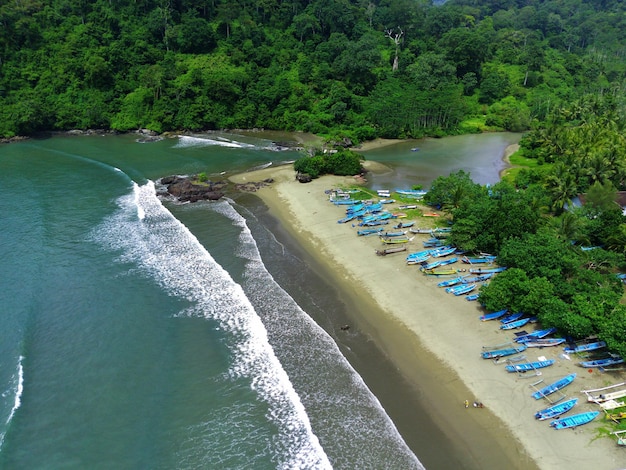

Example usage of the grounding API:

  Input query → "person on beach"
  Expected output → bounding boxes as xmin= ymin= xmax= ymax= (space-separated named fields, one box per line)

xmin=464 ymin=400 xmax=469 ymax=408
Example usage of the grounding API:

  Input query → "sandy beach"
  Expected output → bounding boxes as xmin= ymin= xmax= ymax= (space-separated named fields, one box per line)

xmin=231 ymin=162 xmax=625 ymax=470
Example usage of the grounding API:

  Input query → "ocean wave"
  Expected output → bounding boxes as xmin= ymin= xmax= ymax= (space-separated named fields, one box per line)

xmin=174 ymin=136 xmax=256 ymax=149
xmin=216 ymin=200 xmax=424 ymax=469
xmin=91 ymin=182 xmax=331 ymax=469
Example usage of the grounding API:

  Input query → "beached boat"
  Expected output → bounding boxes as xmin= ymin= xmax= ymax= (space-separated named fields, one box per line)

xmin=579 ymin=356 xmax=624 ymax=368
xmin=410 ymin=227 xmax=433 ymax=234
xmin=482 ymin=344 xmax=527 ymax=359
xmin=607 ymin=411 xmax=626 ymax=423
xmin=337 ymin=214 xmax=357 ymax=224
xmin=466 ymin=294 xmax=480 ymax=301
xmin=479 ymin=309 xmax=508 ymax=321
xmin=500 ymin=312 xmax=524 ymax=324
xmin=421 ymin=260 xmax=442 ymax=270
xmin=514 ymin=328 xmax=557 ymax=343
xmin=439 ymin=257 xmax=459 ymax=266
xmin=453 ymin=284 xmax=477 ymax=296
xmin=375 ymin=246 xmax=408 ymax=256
xmin=423 ymin=212 xmax=440 ymax=217
xmin=550 ymin=411 xmax=599 ymax=429
xmin=361 ymin=219 xmax=390 ymax=227
xmin=564 ymin=340 xmax=607 ymax=354
xmin=380 ymin=236 xmax=412 ymax=245
xmin=582 ymin=382 xmax=626 ymax=403
xmin=534 ymin=398 xmax=578 ymax=420
xmin=357 ymin=227 xmax=384 ymax=236
xmin=462 ymin=273 xmax=493 ymax=283
xmin=394 ymin=221 xmax=415 ymax=229
xmin=438 ymin=276 xmax=467 ymax=287
xmin=430 ymin=247 xmax=457 ymax=258
xmin=379 ymin=198 xmax=395 ymax=204
xmin=446 ymin=283 xmax=474 ymax=294
xmin=500 ymin=317 xmax=531 ymax=330
xmin=398 ymin=204 xmax=418 ymax=210
xmin=469 ymin=267 xmax=507 ymax=274
xmin=396 ymin=189 xmax=428 ymax=197
xmin=331 ymin=198 xmax=359 ymax=205
xmin=380 ymin=230 xmax=407 ymax=237
xmin=525 ymin=338 xmax=566 ymax=348
xmin=423 ymin=268 xmax=460 ymax=276
xmin=461 ymin=255 xmax=496 ymax=264
xmin=406 ymin=255 xmax=430 ymax=265
xmin=531 ymin=373 xmax=576 ymax=400
xmin=505 ymin=360 xmax=555 ymax=373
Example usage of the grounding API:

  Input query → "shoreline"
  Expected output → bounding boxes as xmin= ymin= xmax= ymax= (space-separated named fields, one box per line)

xmin=231 ymin=164 xmax=625 ymax=470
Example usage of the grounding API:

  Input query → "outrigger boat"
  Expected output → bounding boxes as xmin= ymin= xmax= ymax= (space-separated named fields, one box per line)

xmin=357 ymin=227 xmax=384 ymax=236
xmin=550 ymin=411 xmax=599 ymax=429
xmin=534 ymin=398 xmax=578 ymax=420
xmin=380 ymin=236 xmax=412 ymax=245
xmin=505 ymin=359 xmax=555 ymax=373
xmin=452 ymin=284 xmax=477 ymax=296
xmin=607 ymin=411 xmax=626 ymax=423
xmin=482 ymin=344 xmax=527 ymax=359
xmin=437 ymin=276 xmax=467 ymax=287
xmin=394 ymin=221 xmax=415 ymax=229
xmin=612 ymin=430 xmax=626 ymax=446
xmin=525 ymin=338 xmax=566 ymax=348
xmin=500 ymin=312 xmax=524 ymax=324
xmin=564 ymin=340 xmax=606 ymax=354
xmin=500 ymin=317 xmax=531 ymax=330
xmin=582 ymin=382 xmax=626 ymax=403
xmin=469 ymin=266 xmax=507 ymax=274
xmin=515 ymin=328 xmax=557 ymax=343
xmin=531 ymin=373 xmax=576 ymax=400
xmin=375 ymin=246 xmax=408 ymax=256
xmin=466 ymin=294 xmax=480 ymax=301
xmin=579 ymin=356 xmax=624 ymax=368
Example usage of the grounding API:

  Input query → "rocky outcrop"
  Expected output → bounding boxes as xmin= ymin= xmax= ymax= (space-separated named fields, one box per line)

xmin=161 ymin=176 xmax=227 ymax=203
xmin=160 ymin=175 xmax=275 ymax=202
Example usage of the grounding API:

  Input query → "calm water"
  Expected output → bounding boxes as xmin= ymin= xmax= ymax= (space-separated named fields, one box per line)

xmin=0 ymin=132 xmax=518 ymax=469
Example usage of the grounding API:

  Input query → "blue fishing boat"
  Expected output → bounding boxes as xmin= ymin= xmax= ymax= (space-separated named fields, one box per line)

xmin=394 ymin=221 xmax=415 ymax=229
xmin=337 ymin=214 xmax=356 ymax=223
xmin=462 ymin=255 xmax=496 ymax=264
xmin=579 ymin=356 xmax=624 ymax=368
xmin=380 ymin=231 xmax=407 ymax=238
xmin=357 ymin=228 xmax=384 ymax=236
xmin=515 ymin=328 xmax=557 ymax=343
xmin=500 ymin=312 xmax=524 ymax=324
xmin=407 ymin=255 xmax=430 ymax=265
xmin=462 ymin=273 xmax=493 ymax=283
xmin=361 ymin=219 xmax=390 ymax=227
xmin=482 ymin=344 xmax=527 ymax=359
xmin=469 ymin=267 xmax=507 ymax=274
xmin=466 ymin=294 xmax=480 ymax=301
xmin=430 ymin=247 xmax=457 ymax=258
xmin=500 ymin=317 xmax=531 ymax=330
xmin=454 ymin=284 xmax=477 ymax=296
xmin=550 ymin=411 xmax=600 ymax=429
xmin=564 ymin=341 xmax=607 ymax=354
xmin=535 ymin=398 xmax=578 ymax=420
xmin=479 ymin=309 xmax=508 ymax=321
xmin=422 ymin=260 xmax=442 ymax=271
xmin=505 ymin=360 xmax=555 ymax=373
xmin=532 ymin=374 xmax=577 ymax=400
xmin=438 ymin=276 xmax=466 ymax=287
xmin=439 ymin=257 xmax=459 ymax=266
xmin=525 ymin=338 xmax=566 ymax=348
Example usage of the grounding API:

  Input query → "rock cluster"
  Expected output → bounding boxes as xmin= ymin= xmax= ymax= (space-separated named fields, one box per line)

xmin=161 ymin=175 xmax=227 ymax=203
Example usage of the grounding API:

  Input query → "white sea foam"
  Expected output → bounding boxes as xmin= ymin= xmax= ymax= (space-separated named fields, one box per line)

xmin=174 ymin=136 xmax=255 ymax=149
xmin=92 ymin=182 xmax=331 ymax=469
xmin=215 ymin=201 xmax=424 ymax=469
xmin=0 ymin=356 xmax=25 ymax=451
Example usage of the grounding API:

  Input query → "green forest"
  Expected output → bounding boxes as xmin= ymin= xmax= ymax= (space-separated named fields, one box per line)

xmin=1 ymin=0 xmax=625 ymax=143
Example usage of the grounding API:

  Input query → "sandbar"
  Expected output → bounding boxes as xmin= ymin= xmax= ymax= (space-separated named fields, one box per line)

xmin=231 ymin=163 xmax=625 ymax=470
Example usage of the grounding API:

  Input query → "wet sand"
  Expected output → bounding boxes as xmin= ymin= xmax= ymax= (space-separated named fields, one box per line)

xmin=230 ymin=162 xmax=625 ymax=470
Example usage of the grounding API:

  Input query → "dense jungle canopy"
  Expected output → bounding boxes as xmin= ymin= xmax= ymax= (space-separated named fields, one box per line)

xmin=1 ymin=0 xmax=625 ymax=141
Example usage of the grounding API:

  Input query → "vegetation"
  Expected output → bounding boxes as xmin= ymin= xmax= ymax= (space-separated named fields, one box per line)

xmin=426 ymin=94 xmax=626 ymax=359
xmin=294 ymin=148 xmax=364 ymax=178
xmin=1 ymin=0 xmax=625 ymax=143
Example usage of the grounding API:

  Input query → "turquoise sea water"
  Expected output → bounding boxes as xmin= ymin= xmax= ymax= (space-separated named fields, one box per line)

xmin=0 ymin=132 xmax=518 ymax=469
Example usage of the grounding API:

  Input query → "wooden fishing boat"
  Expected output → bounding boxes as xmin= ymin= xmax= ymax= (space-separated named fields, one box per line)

xmin=439 ymin=257 xmax=459 ymax=266
xmin=482 ymin=344 xmax=527 ymax=359
xmin=500 ymin=317 xmax=531 ymax=330
xmin=453 ymin=284 xmax=477 ymax=296
xmin=423 ymin=268 xmax=460 ymax=276
xmin=462 ymin=273 xmax=493 ymax=283
xmin=462 ymin=255 xmax=496 ymax=264
xmin=357 ymin=228 xmax=384 ymax=236
xmin=438 ymin=276 xmax=466 ymax=287
xmin=423 ymin=212 xmax=440 ymax=217
xmin=606 ymin=411 xmax=626 ymax=423
xmin=500 ymin=312 xmax=524 ymax=324
xmin=379 ymin=198 xmax=395 ymax=204
xmin=505 ymin=360 xmax=555 ymax=373
xmin=550 ymin=411 xmax=599 ymax=429
xmin=582 ymin=382 xmax=626 ymax=403
xmin=360 ymin=219 xmax=390 ymax=227
xmin=525 ymin=338 xmax=566 ymax=348
xmin=394 ymin=221 xmax=415 ymax=229
xmin=469 ymin=266 xmax=507 ymax=274
xmin=337 ymin=214 xmax=356 ymax=223
xmin=466 ymin=294 xmax=480 ymax=301
xmin=396 ymin=189 xmax=428 ymax=197
xmin=406 ymin=255 xmax=430 ymax=265
xmin=534 ymin=398 xmax=578 ymax=420
xmin=532 ymin=373 xmax=576 ymax=400
xmin=375 ymin=246 xmax=408 ymax=256
xmin=430 ymin=247 xmax=457 ymax=258
xmin=380 ymin=230 xmax=407 ymax=237
xmin=579 ymin=356 xmax=624 ymax=368
xmin=564 ymin=340 xmax=606 ymax=354
xmin=515 ymin=328 xmax=557 ymax=343
xmin=479 ymin=309 xmax=508 ymax=321
xmin=409 ymin=227 xmax=432 ymax=234
xmin=380 ymin=236 xmax=412 ymax=244
xmin=399 ymin=204 xmax=418 ymax=210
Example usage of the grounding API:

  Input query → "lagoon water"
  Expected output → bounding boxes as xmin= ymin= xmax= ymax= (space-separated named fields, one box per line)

xmin=0 ymin=132 xmax=518 ymax=469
